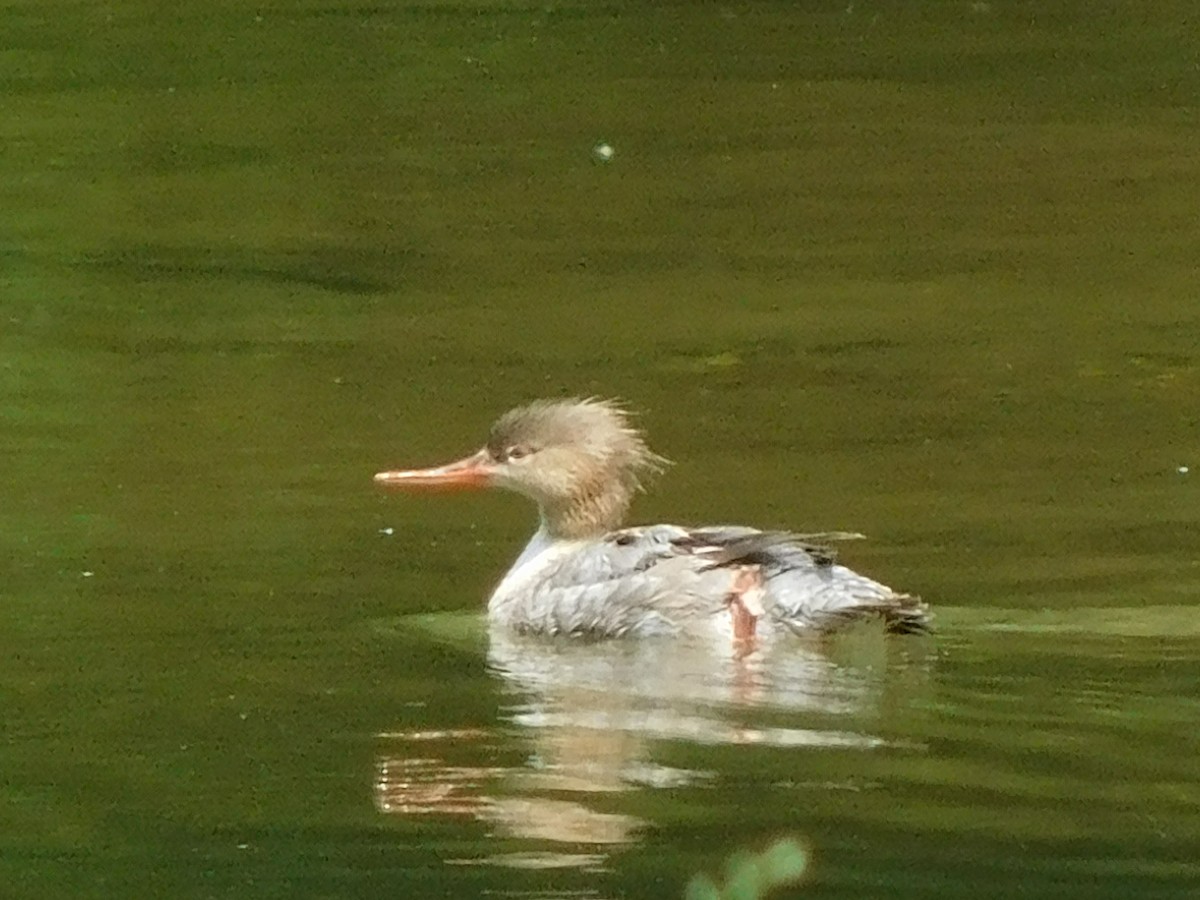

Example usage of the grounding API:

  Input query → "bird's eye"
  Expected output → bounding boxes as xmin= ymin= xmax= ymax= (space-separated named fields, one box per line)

xmin=506 ymin=445 xmax=532 ymax=461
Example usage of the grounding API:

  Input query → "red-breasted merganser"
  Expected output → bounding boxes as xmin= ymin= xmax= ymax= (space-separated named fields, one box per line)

xmin=375 ymin=398 xmax=929 ymax=642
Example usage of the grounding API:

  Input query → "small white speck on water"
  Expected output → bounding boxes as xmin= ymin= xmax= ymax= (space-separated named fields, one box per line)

xmin=82 ymin=571 xmax=94 ymax=577
xmin=1178 ymin=466 xmax=1190 ymax=474
xmin=591 ymin=141 xmax=614 ymax=163
xmin=379 ymin=527 xmax=395 ymax=536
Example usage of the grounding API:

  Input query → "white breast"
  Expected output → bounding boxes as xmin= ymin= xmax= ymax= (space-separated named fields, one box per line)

xmin=487 ymin=527 xmax=581 ymax=620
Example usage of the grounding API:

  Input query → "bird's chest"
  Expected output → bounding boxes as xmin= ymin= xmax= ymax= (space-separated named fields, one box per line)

xmin=486 ymin=537 xmax=744 ymax=638
xmin=486 ymin=538 xmax=587 ymax=626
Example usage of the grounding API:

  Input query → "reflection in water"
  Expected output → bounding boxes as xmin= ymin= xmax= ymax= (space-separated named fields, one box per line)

xmin=375 ymin=627 xmax=930 ymax=871
xmin=374 ymin=725 xmax=642 ymax=871
xmin=374 ymin=729 xmax=501 ymax=817
xmin=488 ymin=627 xmax=908 ymax=736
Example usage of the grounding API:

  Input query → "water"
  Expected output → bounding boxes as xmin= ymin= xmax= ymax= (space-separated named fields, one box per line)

xmin=3 ymin=1 xmax=1198 ymax=897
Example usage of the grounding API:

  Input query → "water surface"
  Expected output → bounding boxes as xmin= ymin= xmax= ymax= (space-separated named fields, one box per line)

xmin=3 ymin=2 xmax=1198 ymax=897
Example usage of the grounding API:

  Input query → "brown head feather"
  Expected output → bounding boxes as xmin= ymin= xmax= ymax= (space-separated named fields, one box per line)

xmin=486 ymin=398 xmax=668 ymax=538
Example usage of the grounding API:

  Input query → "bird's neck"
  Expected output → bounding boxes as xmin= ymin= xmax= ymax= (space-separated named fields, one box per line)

xmin=539 ymin=476 xmax=632 ymax=540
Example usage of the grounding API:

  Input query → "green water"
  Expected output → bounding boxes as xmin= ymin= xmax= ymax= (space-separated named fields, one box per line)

xmin=3 ymin=2 xmax=1198 ymax=897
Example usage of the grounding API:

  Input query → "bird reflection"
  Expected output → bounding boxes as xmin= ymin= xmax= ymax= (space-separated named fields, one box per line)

xmin=375 ymin=626 xmax=929 ymax=870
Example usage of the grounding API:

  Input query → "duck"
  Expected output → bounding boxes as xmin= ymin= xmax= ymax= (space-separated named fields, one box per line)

xmin=375 ymin=398 xmax=929 ymax=643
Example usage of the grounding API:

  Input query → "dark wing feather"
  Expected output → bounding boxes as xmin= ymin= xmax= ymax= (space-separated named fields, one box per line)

xmin=669 ymin=526 xmax=930 ymax=635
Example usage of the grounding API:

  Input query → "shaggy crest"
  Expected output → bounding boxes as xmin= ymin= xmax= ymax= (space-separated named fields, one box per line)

xmin=488 ymin=398 xmax=667 ymax=485
xmin=486 ymin=398 xmax=669 ymax=538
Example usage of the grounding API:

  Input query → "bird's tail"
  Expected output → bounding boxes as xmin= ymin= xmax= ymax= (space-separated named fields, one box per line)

xmin=878 ymin=592 xmax=932 ymax=635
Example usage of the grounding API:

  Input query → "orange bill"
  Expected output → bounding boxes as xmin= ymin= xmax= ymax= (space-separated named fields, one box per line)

xmin=374 ymin=448 xmax=496 ymax=490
